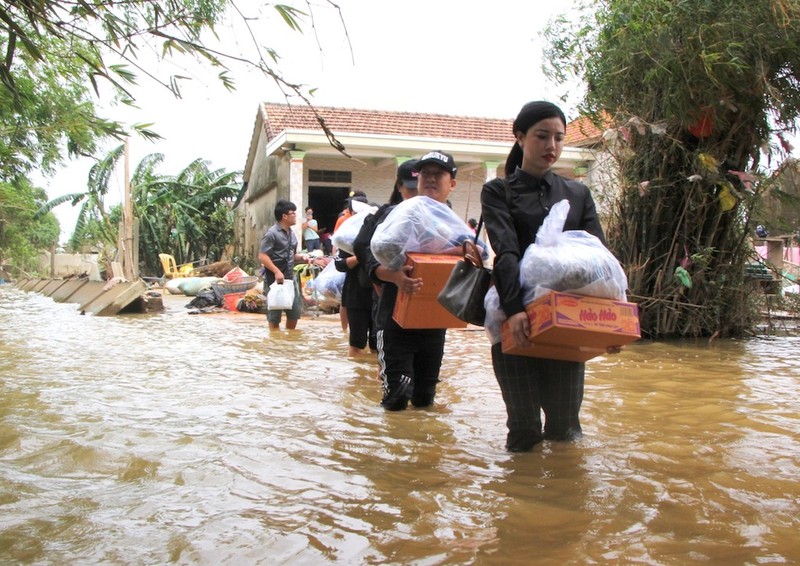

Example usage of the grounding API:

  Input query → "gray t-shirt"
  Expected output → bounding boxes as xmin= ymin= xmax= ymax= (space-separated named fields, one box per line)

xmin=260 ymin=223 xmax=298 ymax=280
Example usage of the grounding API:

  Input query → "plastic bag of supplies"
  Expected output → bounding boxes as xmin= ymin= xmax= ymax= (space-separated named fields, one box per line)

xmin=331 ymin=201 xmax=377 ymax=255
xmin=519 ymin=199 xmax=628 ymax=305
xmin=370 ymin=196 xmax=477 ymax=270
xmin=308 ymin=260 xmax=345 ymax=303
xmin=483 ymin=287 xmax=506 ymax=345
xmin=267 ymin=281 xmax=295 ymax=310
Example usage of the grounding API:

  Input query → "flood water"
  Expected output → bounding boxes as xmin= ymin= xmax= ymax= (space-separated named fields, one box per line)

xmin=1 ymin=285 xmax=798 ymax=565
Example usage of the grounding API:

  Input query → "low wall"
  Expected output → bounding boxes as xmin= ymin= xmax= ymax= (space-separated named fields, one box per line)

xmin=39 ymin=252 xmax=102 ymax=280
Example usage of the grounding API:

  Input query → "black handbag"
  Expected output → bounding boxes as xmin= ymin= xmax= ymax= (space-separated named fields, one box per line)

xmin=437 ymin=232 xmax=491 ymax=326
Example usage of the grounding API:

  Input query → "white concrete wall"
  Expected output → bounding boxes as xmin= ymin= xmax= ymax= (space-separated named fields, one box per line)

xmin=39 ymin=252 xmax=102 ymax=280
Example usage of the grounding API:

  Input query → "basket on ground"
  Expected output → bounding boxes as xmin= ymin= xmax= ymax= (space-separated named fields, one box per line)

xmin=211 ymin=276 xmax=259 ymax=295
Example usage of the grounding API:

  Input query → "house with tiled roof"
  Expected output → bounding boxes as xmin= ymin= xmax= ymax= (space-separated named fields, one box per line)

xmin=233 ymin=103 xmax=602 ymax=260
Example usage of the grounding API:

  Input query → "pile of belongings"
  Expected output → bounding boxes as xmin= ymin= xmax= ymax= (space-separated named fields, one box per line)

xmin=237 ymin=289 xmax=267 ymax=313
xmin=185 ymin=288 xmax=222 ymax=312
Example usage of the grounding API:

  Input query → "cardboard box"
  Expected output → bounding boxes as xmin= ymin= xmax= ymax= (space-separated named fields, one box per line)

xmin=499 ymin=333 xmax=607 ymax=362
xmin=501 ymin=292 xmax=640 ymax=362
xmin=392 ymin=253 xmax=468 ymax=329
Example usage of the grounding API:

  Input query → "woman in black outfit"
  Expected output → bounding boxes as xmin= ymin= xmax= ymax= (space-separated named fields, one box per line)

xmin=480 ymin=101 xmax=607 ymax=452
xmin=334 ymin=195 xmax=377 ymax=356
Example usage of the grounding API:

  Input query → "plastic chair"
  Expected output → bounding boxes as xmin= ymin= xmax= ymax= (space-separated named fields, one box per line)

xmin=159 ymin=254 xmax=195 ymax=278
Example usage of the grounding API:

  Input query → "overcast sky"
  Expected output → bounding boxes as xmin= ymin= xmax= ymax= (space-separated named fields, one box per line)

xmin=39 ymin=0 xmax=798 ymax=244
xmin=40 ymin=0 xmax=586 ymax=243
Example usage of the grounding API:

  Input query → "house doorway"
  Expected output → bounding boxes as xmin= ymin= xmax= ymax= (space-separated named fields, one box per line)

xmin=308 ymin=186 xmax=350 ymax=237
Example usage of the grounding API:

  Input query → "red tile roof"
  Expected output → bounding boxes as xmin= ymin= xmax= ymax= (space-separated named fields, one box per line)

xmin=564 ymin=114 xmax=606 ymax=146
xmin=262 ymin=102 xmax=514 ymax=143
xmin=261 ymin=102 xmax=597 ymax=145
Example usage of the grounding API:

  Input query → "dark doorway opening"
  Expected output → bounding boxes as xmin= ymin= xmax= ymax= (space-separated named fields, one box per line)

xmin=308 ymin=186 xmax=350 ymax=237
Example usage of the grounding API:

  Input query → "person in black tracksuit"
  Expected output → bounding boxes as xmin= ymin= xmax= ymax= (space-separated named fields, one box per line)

xmin=481 ymin=101 xmax=608 ymax=452
xmin=334 ymin=195 xmax=377 ymax=356
xmin=353 ymin=154 xmax=460 ymax=411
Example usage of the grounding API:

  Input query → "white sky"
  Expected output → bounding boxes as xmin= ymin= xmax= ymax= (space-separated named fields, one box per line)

xmin=40 ymin=0 xmax=583 ymax=243
xmin=38 ymin=0 xmax=799 ymax=244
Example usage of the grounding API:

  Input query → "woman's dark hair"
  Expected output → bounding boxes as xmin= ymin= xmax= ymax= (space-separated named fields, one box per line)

xmin=348 ymin=195 xmax=369 ymax=213
xmin=274 ymin=199 xmax=296 ymax=221
xmin=389 ymin=181 xmax=404 ymax=205
xmin=504 ymin=101 xmax=567 ymax=176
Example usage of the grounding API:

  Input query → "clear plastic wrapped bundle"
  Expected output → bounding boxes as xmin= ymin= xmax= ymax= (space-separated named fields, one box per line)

xmin=308 ymin=260 xmax=345 ymax=302
xmin=370 ymin=196 xmax=475 ymax=270
xmin=482 ymin=199 xmax=628 ymax=346
xmin=483 ymin=286 xmax=506 ymax=345
xmin=331 ymin=202 xmax=377 ymax=255
xmin=519 ymin=199 xmax=628 ymax=304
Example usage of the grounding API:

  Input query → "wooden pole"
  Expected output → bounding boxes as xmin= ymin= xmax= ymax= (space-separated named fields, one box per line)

xmin=123 ymin=139 xmax=137 ymax=280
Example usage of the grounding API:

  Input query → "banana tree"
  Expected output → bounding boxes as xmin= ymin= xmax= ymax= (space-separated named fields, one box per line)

xmin=133 ymin=157 xmax=240 ymax=275
xmin=37 ymin=144 xmax=124 ymax=268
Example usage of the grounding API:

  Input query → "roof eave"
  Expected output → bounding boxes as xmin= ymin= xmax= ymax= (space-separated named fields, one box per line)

xmin=265 ymin=129 xmax=592 ymax=169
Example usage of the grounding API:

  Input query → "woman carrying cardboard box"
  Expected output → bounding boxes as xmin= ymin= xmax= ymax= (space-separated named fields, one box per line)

xmin=480 ymin=101 xmax=608 ymax=452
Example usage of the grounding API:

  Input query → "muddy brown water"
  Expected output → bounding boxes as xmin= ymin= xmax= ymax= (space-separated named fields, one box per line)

xmin=0 ymin=285 xmax=798 ymax=564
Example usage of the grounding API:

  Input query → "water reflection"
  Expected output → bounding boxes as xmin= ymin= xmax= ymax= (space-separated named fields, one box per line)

xmin=0 ymin=286 xmax=798 ymax=564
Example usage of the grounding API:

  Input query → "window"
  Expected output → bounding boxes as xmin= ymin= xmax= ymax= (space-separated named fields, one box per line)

xmin=308 ymin=170 xmax=352 ymax=183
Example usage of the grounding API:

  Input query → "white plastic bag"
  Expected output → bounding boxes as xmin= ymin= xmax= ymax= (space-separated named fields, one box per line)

xmin=267 ymin=281 xmax=295 ymax=310
xmin=370 ymin=196 xmax=476 ymax=270
xmin=519 ymin=199 xmax=628 ymax=304
xmin=331 ymin=205 xmax=377 ymax=255
xmin=483 ymin=286 xmax=506 ymax=345
xmin=308 ymin=260 xmax=345 ymax=302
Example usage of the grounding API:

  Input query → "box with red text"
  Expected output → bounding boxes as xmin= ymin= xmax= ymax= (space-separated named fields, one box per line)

xmin=501 ymin=291 xmax=640 ymax=361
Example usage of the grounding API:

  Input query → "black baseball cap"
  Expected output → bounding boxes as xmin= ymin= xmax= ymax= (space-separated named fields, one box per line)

xmin=397 ymin=159 xmax=419 ymax=189
xmin=414 ymin=150 xmax=457 ymax=178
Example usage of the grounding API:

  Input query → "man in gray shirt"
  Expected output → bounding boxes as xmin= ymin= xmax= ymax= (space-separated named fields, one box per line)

xmin=259 ymin=199 xmax=310 ymax=330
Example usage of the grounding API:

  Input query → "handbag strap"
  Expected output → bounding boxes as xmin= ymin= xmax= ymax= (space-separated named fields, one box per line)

xmin=473 ymin=216 xmax=484 ymax=242
xmin=462 ymin=239 xmax=485 ymax=270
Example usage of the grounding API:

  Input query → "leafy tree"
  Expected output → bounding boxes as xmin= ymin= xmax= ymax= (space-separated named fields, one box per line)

xmin=132 ymin=155 xmax=240 ymax=275
xmin=38 ymin=144 xmax=124 ymax=254
xmin=0 ymin=178 xmax=59 ymax=275
xmin=38 ymin=143 xmax=240 ymax=276
xmin=0 ymin=30 xmax=123 ymax=182
xmin=543 ymin=0 xmax=800 ymax=338
xmin=1 ymin=0 xmax=338 ymax=182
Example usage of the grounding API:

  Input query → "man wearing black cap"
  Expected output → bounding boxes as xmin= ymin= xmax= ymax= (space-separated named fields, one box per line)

xmin=354 ymin=151 xmax=459 ymax=411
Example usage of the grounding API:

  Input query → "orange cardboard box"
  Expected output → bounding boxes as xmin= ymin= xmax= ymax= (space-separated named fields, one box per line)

xmin=393 ymin=253 xmax=468 ymax=329
xmin=501 ymin=291 xmax=640 ymax=362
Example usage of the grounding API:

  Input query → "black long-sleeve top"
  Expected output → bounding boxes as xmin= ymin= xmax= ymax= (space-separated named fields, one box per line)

xmin=352 ymin=203 xmax=399 ymax=329
xmin=333 ymin=249 xmax=373 ymax=310
xmin=481 ymin=167 xmax=606 ymax=319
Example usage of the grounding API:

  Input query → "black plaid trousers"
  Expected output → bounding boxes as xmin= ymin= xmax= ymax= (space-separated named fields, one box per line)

xmin=490 ymin=343 xmax=585 ymax=451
